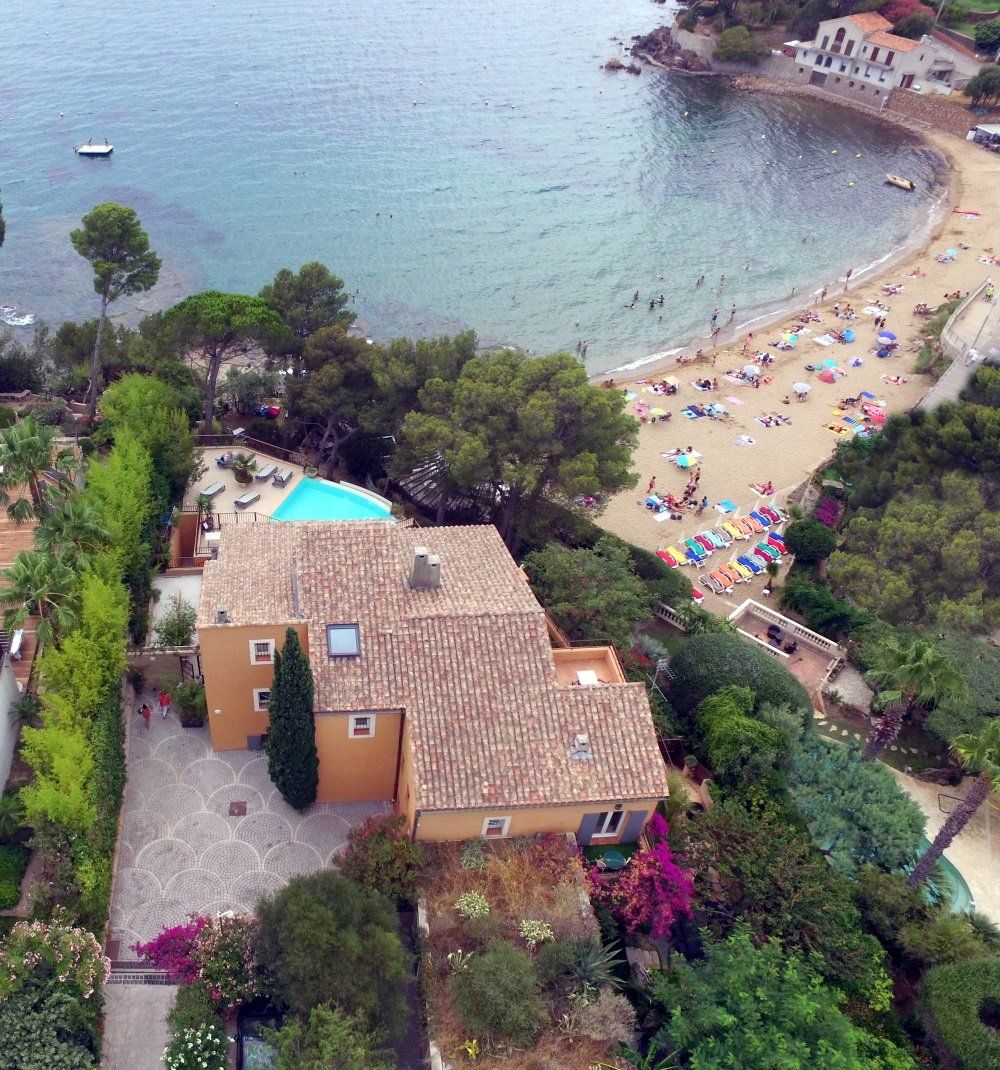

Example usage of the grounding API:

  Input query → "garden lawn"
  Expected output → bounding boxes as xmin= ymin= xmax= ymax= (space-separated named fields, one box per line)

xmin=814 ymin=708 xmax=947 ymax=773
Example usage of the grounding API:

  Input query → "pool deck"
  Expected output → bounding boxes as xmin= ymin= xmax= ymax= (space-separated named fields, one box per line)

xmin=185 ymin=447 xmax=390 ymax=521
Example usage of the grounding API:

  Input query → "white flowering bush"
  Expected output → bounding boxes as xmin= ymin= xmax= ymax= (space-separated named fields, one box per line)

xmin=0 ymin=912 xmax=109 ymax=1000
xmin=519 ymin=918 xmax=554 ymax=950
xmin=162 ymin=1022 xmax=228 ymax=1070
xmin=454 ymin=891 xmax=490 ymax=920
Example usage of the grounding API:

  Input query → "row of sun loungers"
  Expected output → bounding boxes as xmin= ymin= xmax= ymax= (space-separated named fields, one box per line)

xmin=654 ymin=507 xmax=787 ymax=570
xmin=200 ymin=468 xmax=295 ymax=512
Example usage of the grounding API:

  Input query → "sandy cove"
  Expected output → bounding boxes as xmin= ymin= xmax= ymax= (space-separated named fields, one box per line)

xmin=597 ymin=129 xmax=1000 ymax=565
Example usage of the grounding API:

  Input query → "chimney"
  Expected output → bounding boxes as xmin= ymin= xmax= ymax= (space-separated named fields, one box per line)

xmin=216 ymin=604 xmax=230 ymax=624
xmin=409 ymin=546 xmax=442 ymax=589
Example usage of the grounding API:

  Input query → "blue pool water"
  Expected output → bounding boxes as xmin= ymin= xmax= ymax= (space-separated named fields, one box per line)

xmin=271 ymin=480 xmax=392 ymax=522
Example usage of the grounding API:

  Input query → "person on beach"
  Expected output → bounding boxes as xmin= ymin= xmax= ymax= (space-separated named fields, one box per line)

xmin=648 ymin=476 xmax=656 ymax=492
xmin=844 ymin=267 xmax=853 ymax=290
xmin=711 ymin=308 xmax=719 ymax=326
xmin=711 ymin=327 xmax=721 ymax=342
xmin=633 ymin=290 xmax=640 ymax=302
xmin=581 ymin=342 xmax=588 ymax=358
xmin=659 ymin=294 xmax=664 ymax=306
xmin=729 ymin=304 xmax=736 ymax=321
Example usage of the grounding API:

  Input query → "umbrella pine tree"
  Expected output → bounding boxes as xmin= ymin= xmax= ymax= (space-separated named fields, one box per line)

xmin=265 ymin=628 xmax=319 ymax=809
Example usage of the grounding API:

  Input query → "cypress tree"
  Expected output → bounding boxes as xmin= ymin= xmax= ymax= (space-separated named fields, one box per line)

xmin=265 ymin=627 xmax=319 ymax=809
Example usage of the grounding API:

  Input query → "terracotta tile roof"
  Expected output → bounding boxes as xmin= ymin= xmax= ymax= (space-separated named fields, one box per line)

xmin=200 ymin=521 xmax=667 ymax=812
xmin=866 ymin=30 xmax=920 ymax=52
xmin=846 ymin=12 xmax=892 ymax=32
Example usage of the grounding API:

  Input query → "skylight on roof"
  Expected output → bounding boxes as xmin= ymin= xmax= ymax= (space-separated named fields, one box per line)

xmin=326 ymin=623 xmax=361 ymax=657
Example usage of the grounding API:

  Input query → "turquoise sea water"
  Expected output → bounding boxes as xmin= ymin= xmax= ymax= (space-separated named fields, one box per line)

xmin=0 ymin=0 xmax=943 ymax=372
xmin=272 ymin=479 xmax=392 ymax=521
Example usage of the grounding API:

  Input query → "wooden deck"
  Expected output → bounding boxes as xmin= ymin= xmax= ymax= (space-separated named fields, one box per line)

xmin=0 ymin=515 xmax=39 ymax=687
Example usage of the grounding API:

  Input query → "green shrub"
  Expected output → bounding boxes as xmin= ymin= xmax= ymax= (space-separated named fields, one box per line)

xmin=173 ymin=681 xmax=207 ymax=728
xmin=162 ymin=1022 xmax=227 ymax=1070
xmin=784 ymin=519 xmax=838 ymax=565
xmin=153 ymin=592 xmax=198 ymax=648
xmin=923 ymin=955 xmax=1000 ymax=1070
xmin=974 ymin=18 xmax=1000 ymax=52
xmin=898 ymin=915 xmax=990 ymax=966
xmin=713 ymin=26 xmax=766 ymax=65
xmin=167 ymin=981 xmax=220 ymax=1034
xmin=780 ymin=574 xmax=869 ymax=639
xmin=0 ymin=406 xmax=16 ymax=429
xmin=679 ymin=9 xmax=699 ymax=30
xmin=667 ymin=633 xmax=812 ymax=720
xmin=339 ymin=813 xmax=427 ymax=906
xmin=0 ymin=836 xmax=29 ymax=909
xmin=451 ymin=940 xmax=547 ymax=1046
xmin=697 ymin=685 xmax=792 ymax=788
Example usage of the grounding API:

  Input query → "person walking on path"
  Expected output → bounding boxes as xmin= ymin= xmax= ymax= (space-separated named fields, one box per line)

xmin=138 ymin=703 xmax=151 ymax=730
xmin=157 ymin=689 xmax=171 ymax=720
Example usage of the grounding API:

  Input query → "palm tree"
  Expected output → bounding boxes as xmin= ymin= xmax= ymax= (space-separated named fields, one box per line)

xmin=862 ymin=636 xmax=967 ymax=761
xmin=0 ymin=416 xmax=77 ymax=524
xmin=0 ymin=548 xmax=79 ymax=649
xmin=908 ymin=720 xmax=1000 ymax=888
xmin=35 ymin=498 xmax=110 ymax=568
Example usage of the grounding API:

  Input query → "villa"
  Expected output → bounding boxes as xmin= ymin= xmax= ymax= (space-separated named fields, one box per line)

xmin=787 ymin=13 xmax=983 ymax=98
xmin=195 ymin=520 xmax=668 ymax=845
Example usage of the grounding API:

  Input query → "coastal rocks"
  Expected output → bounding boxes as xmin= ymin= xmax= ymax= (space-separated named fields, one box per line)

xmin=631 ymin=26 xmax=712 ymax=73
xmin=603 ymin=57 xmax=642 ymax=74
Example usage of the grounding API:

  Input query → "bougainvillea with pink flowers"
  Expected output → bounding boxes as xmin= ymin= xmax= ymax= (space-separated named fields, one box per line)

xmin=132 ymin=915 xmax=208 ymax=983
xmin=588 ymin=814 xmax=694 ymax=939
xmin=0 ymin=911 xmax=110 ymax=1000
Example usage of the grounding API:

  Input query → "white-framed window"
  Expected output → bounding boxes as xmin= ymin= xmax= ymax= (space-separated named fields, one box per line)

xmin=349 ymin=714 xmax=375 ymax=738
xmin=481 ymin=816 xmax=511 ymax=839
xmin=249 ymin=639 xmax=275 ymax=665
xmin=327 ymin=623 xmax=361 ymax=657
xmin=591 ymin=810 xmax=626 ymax=839
xmin=253 ymin=688 xmax=271 ymax=712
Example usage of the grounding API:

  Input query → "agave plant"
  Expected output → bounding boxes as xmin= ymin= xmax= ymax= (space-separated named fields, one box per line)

xmin=571 ymin=935 xmax=624 ymax=992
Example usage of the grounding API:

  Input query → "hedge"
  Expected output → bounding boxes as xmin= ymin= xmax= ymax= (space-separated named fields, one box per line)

xmin=923 ymin=955 xmax=1000 ymax=1070
xmin=666 ymin=632 xmax=812 ymax=721
xmin=0 ymin=844 xmax=29 ymax=909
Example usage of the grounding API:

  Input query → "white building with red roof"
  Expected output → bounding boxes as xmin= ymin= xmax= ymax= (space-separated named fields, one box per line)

xmin=788 ymin=13 xmax=983 ymax=97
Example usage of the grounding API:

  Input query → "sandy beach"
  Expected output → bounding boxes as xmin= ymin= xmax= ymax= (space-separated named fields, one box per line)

xmin=596 ymin=127 xmax=1000 ymax=577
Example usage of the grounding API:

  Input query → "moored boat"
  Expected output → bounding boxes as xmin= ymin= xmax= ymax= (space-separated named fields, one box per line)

xmin=885 ymin=173 xmax=915 ymax=191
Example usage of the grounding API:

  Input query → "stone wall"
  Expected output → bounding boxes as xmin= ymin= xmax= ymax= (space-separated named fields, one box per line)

xmin=886 ymin=88 xmax=996 ymax=137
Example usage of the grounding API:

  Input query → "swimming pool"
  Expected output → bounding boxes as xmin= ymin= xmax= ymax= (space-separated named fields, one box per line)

xmin=271 ymin=479 xmax=393 ymax=522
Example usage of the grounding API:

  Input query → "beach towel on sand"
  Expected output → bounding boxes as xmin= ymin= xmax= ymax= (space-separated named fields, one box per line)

xmin=715 ymin=499 xmax=737 ymax=513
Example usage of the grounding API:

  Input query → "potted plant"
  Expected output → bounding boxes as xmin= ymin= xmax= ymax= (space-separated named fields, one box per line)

xmin=230 ymin=452 xmax=257 ymax=485
xmin=196 ymin=493 xmax=215 ymax=532
xmin=303 ymin=465 xmax=318 ymax=478
xmin=174 ymin=681 xmax=208 ymax=728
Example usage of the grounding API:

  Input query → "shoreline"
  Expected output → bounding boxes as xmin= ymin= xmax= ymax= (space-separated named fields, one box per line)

xmin=590 ymin=82 xmax=959 ymax=384
xmin=594 ymin=122 xmax=999 ymax=559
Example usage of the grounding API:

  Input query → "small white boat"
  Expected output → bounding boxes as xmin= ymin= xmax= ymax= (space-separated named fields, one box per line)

xmin=885 ymin=173 xmax=915 ymax=191
xmin=75 ymin=140 xmax=113 ymax=157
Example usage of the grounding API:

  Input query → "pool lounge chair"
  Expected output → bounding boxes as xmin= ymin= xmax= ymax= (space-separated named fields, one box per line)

xmin=272 ymin=468 xmax=293 ymax=487
xmin=666 ymin=546 xmax=688 ymax=565
xmin=684 ymin=538 xmax=707 ymax=560
xmin=758 ymin=505 xmax=782 ymax=524
xmin=741 ymin=514 xmax=765 ymax=534
xmin=767 ymin=533 xmax=787 ymax=553
xmin=709 ymin=568 xmax=734 ymax=590
xmin=690 ymin=586 xmax=704 ymax=603
xmin=755 ymin=541 xmax=780 ymax=561
xmin=714 ymin=526 xmax=734 ymax=544
xmin=201 ymin=482 xmax=225 ymax=499
xmin=656 ymin=549 xmax=680 ymax=568
xmin=685 ymin=548 xmax=704 ymax=565
xmin=694 ymin=534 xmax=716 ymax=554
xmin=736 ymin=554 xmax=764 ymax=575
xmin=722 ymin=521 xmax=748 ymax=541
xmin=234 ymin=491 xmax=261 ymax=510
xmin=729 ymin=560 xmax=754 ymax=581
xmin=732 ymin=517 xmax=755 ymax=537
xmin=255 ymin=463 xmax=278 ymax=482
xmin=702 ymin=529 xmax=727 ymax=550
xmin=700 ymin=574 xmax=725 ymax=595
xmin=718 ymin=564 xmax=746 ymax=585
xmin=749 ymin=510 xmax=772 ymax=527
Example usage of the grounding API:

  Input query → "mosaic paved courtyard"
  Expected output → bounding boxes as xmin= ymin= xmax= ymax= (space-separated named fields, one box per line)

xmin=109 ymin=695 xmax=388 ymax=957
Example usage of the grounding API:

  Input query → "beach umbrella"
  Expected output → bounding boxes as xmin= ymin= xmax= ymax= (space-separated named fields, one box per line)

xmin=675 ymin=454 xmax=696 ymax=468
xmin=665 ymin=375 xmax=679 ymax=387
xmin=742 ymin=364 xmax=760 ymax=378
xmin=793 ymin=382 xmax=811 ymax=395
xmin=843 ymin=328 xmax=856 ymax=342
xmin=818 ymin=370 xmax=836 ymax=384
xmin=946 ymin=248 xmax=958 ymax=257
xmin=878 ymin=330 xmax=897 ymax=341
xmin=822 ymin=358 xmax=838 ymax=368
xmin=650 ymin=407 xmax=667 ymax=416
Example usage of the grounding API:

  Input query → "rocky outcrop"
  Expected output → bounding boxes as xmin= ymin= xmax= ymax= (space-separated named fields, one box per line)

xmin=631 ymin=25 xmax=712 ymax=73
xmin=603 ymin=57 xmax=642 ymax=74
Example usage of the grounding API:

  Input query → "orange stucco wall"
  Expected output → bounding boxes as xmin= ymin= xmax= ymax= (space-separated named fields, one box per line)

xmin=411 ymin=800 xmax=662 ymax=843
xmin=201 ymin=622 xmax=307 ymax=751
xmin=314 ymin=711 xmax=402 ymax=802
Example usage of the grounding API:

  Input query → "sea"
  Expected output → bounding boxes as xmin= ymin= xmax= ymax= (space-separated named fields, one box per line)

xmin=0 ymin=0 xmax=944 ymax=373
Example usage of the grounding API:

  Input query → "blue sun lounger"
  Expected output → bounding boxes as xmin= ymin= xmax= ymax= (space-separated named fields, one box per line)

xmin=749 ymin=510 xmax=772 ymax=527
xmin=737 ymin=554 xmax=764 ymax=575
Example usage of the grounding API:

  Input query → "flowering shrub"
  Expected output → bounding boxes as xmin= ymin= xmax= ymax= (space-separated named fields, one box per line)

xmin=162 ymin=1022 xmax=228 ymax=1070
xmin=455 ymin=891 xmax=490 ymax=920
xmin=193 ymin=915 xmax=263 ymax=1008
xmin=520 ymin=919 xmax=555 ymax=950
xmin=588 ymin=815 xmax=694 ymax=939
xmin=0 ymin=912 xmax=110 ymax=1000
xmin=132 ymin=915 xmax=208 ymax=983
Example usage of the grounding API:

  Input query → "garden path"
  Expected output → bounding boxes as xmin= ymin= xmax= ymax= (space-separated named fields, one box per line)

xmin=108 ymin=690 xmax=388 ymax=956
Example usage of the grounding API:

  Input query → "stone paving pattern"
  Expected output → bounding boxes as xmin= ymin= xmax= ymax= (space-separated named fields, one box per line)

xmin=109 ymin=695 xmax=387 ymax=956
